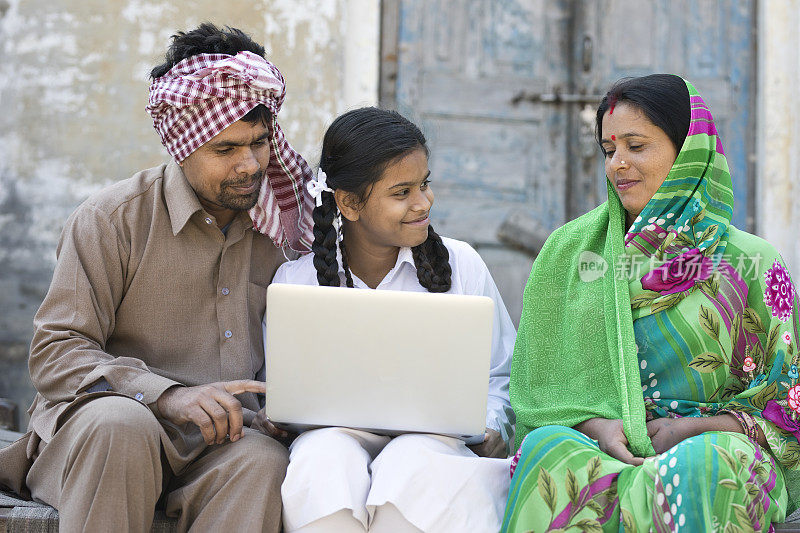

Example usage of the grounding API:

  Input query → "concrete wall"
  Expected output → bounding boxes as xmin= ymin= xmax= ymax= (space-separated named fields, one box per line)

xmin=0 ymin=0 xmax=379 ymax=429
xmin=758 ymin=0 xmax=800 ymax=283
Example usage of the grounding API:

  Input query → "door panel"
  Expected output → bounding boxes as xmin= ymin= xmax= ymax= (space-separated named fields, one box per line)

xmin=576 ymin=0 xmax=755 ymax=227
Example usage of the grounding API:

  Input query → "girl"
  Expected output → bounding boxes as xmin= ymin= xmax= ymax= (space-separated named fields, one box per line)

xmin=268 ymin=107 xmax=516 ymax=532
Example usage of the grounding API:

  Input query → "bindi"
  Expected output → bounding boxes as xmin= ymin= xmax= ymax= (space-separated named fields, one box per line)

xmin=611 ymin=135 xmax=616 ymax=141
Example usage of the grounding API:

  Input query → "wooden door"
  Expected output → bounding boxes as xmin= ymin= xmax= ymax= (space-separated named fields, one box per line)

xmin=573 ymin=0 xmax=756 ymax=228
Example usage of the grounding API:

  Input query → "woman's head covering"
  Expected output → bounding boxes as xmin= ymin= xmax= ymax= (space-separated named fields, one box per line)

xmin=146 ymin=51 xmax=313 ymax=251
xmin=623 ymin=80 xmax=734 ymax=316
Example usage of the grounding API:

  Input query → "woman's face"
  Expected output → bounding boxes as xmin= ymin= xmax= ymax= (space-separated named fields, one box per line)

xmin=600 ymin=102 xmax=678 ymax=223
xmin=339 ymin=148 xmax=434 ymax=250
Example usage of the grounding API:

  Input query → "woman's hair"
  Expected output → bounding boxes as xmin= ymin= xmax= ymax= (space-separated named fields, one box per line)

xmin=595 ymin=74 xmax=690 ymax=153
xmin=312 ymin=107 xmax=452 ymax=292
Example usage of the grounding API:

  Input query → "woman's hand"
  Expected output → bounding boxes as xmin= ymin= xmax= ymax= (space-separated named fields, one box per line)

xmin=648 ymin=414 xmax=767 ymax=453
xmin=575 ymin=418 xmax=644 ymax=465
xmin=468 ymin=428 xmax=506 ymax=458
xmin=646 ymin=417 xmax=701 ymax=454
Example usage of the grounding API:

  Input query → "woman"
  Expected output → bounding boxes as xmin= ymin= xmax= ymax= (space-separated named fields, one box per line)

xmin=503 ymin=74 xmax=800 ymax=531
xmin=262 ymin=107 xmax=516 ymax=532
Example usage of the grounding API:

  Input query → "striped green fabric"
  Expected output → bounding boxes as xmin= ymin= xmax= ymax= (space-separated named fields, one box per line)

xmin=503 ymin=426 xmax=787 ymax=532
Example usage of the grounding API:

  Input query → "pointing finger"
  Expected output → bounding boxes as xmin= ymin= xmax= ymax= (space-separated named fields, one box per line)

xmin=222 ymin=380 xmax=266 ymax=396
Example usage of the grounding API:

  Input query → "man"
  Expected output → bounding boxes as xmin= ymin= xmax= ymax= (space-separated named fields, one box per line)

xmin=0 ymin=23 xmax=314 ymax=531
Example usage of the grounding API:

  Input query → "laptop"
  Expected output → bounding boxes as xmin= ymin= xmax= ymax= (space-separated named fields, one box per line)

xmin=264 ymin=283 xmax=494 ymax=444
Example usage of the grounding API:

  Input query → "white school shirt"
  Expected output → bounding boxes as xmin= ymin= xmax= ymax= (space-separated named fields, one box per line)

xmin=267 ymin=236 xmax=516 ymax=448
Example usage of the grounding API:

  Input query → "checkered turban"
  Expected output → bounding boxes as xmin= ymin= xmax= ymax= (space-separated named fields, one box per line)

xmin=146 ymin=51 xmax=313 ymax=251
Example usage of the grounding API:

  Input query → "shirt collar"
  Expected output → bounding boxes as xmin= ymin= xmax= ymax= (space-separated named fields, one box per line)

xmin=336 ymin=245 xmax=416 ymax=276
xmin=164 ymin=160 xmax=203 ymax=236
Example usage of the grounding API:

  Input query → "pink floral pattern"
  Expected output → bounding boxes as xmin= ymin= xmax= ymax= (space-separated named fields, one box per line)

xmin=764 ymin=260 xmax=795 ymax=322
xmin=788 ymin=385 xmax=800 ymax=416
xmin=510 ymin=443 xmax=524 ymax=478
xmin=640 ymin=248 xmax=713 ymax=295
xmin=743 ymin=356 xmax=756 ymax=372
xmin=784 ymin=331 xmax=792 ymax=345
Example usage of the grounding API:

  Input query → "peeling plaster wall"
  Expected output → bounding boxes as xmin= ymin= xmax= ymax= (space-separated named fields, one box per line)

xmin=0 ymin=0 xmax=378 ymax=428
xmin=758 ymin=0 xmax=800 ymax=283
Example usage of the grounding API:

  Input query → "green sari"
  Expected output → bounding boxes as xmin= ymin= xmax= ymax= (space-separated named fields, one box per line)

xmin=503 ymin=80 xmax=800 ymax=531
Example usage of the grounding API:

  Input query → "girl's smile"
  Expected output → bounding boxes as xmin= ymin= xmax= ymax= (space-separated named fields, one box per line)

xmin=403 ymin=215 xmax=430 ymax=226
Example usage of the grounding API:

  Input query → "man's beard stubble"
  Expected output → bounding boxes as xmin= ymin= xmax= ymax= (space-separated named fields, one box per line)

xmin=216 ymin=170 xmax=264 ymax=211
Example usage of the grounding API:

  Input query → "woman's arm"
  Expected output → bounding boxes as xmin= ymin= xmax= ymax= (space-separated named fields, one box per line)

xmin=647 ymin=414 xmax=767 ymax=454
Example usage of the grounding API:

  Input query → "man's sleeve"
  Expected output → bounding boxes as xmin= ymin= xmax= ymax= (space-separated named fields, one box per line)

xmin=29 ymin=204 xmax=180 ymax=406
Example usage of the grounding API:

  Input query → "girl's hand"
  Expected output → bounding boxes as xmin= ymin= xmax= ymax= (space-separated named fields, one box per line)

xmin=468 ymin=428 xmax=507 ymax=458
xmin=575 ymin=418 xmax=644 ymax=465
xmin=251 ymin=408 xmax=296 ymax=445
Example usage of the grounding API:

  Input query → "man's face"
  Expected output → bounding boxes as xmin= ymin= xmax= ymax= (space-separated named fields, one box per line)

xmin=180 ymin=119 xmax=271 ymax=218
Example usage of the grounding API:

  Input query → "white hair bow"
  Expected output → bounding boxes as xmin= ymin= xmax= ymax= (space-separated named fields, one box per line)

xmin=306 ymin=168 xmax=334 ymax=207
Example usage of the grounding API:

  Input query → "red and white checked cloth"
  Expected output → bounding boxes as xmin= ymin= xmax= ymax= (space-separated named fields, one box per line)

xmin=146 ymin=51 xmax=313 ymax=251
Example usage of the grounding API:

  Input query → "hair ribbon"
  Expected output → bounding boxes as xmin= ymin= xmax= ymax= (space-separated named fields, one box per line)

xmin=307 ymin=168 xmax=334 ymax=207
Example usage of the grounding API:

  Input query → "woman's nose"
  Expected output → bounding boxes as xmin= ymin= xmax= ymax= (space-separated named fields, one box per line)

xmin=609 ymin=150 xmax=628 ymax=172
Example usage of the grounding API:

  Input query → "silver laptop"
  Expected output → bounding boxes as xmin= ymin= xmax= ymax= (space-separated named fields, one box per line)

xmin=264 ymin=283 xmax=494 ymax=444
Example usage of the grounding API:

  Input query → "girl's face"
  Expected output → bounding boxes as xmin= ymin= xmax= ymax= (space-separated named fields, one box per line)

xmin=339 ymin=148 xmax=434 ymax=250
xmin=600 ymin=102 xmax=678 ymax=223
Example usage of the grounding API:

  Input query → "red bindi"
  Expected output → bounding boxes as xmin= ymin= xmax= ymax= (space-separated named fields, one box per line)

xmin=611 ymin=135 xmax=616 ymax=141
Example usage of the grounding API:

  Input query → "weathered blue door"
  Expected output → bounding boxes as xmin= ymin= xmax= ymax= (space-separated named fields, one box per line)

xmin=382 ymin=0 xmax=756 ymax=322
xmin=573 ymin=0 xmax=755 ymax=229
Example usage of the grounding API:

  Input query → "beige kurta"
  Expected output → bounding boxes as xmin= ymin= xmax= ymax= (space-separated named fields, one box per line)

xmin=27 ymin=160 xmax=286 ymax=443
xmin=0 ymin=160 xmax=291 ymax=530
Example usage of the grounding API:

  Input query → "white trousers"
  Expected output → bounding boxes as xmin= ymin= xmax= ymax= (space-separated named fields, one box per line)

xmin=281 ymin=427 xmax=511 ymax=532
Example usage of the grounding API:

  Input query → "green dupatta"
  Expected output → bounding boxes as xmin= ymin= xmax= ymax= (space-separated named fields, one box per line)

xmin=509 ymin=181 xmax=654 ymax=455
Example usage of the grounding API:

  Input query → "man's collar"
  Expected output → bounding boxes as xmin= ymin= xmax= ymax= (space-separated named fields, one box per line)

xmin=164 ymin=160 xmax=203 ymax=236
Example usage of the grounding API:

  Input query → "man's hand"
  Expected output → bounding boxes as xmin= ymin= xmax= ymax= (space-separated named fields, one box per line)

xmin=575 ymin=418 xmax=644 ymax=466
xmin=467 ymin=428 xmax=506 ymax=458
xmin=155 ymin=380 xmax=265 ymax=445
xmin=251 ymin=408 xmax=296 ymax=446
